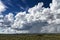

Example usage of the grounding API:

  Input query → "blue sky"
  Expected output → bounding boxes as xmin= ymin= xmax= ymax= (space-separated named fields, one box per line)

xmin=1 ymin=0 xmax=52 ymax=15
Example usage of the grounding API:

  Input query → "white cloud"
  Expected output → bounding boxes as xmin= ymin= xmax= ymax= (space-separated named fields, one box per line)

xmin=28 ymin=2 xmax=44 ymax=14
xmin=11 ymin=12 xmax=27 ymax=29
xmin=4 ymin=13 xmax=14 ymax=27
xmin=50 ymin=0 xmax=60 ymax=12
xmin=0 ymin=0 xmax=6 ymax=13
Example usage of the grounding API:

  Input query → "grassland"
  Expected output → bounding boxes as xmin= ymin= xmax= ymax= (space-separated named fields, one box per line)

xmin=0 ymin=34 xmax=60 ymax=40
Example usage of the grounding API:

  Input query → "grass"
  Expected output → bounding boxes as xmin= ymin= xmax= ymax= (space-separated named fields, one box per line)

xmin=0 ymin=34 xmax=60 ymax=40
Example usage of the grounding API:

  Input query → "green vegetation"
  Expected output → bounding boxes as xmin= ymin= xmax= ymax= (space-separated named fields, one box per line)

xmin=0 ymin=34 xmax=60 ymax=40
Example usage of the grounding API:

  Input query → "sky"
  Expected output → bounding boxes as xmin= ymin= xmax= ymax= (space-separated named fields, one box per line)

xmin=0 ymin=0 xmax=60 ymax=34
xmin=1 ymin=0 xmax=52 ymax=15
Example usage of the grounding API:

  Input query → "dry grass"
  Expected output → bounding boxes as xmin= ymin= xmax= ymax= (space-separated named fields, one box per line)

xmin=0 ymin=34 xmax=60 ymax=40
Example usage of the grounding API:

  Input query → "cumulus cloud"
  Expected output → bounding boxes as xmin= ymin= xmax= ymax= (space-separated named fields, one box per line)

xmin=50 ymin=0 xmax=60 ymax=11
xmin=0 ymin=0 xmax=60 ymax=33
xmin=12 ymin=12 xmax=26 ymax=29
xmin=4 ymin=13 xmax=14 ymax=27
xmin=40 ymin=0 xmax=60 ymax=33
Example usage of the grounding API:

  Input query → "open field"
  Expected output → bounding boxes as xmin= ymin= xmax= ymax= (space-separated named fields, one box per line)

xmin=0 ymin=34 xmax=60 ymax=40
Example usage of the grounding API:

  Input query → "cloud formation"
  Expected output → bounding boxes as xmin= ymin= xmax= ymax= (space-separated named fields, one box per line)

xmin=0 ymin=0 xmax=60 ymax=33
xmin=0 ymin=0 xmax=6 ymax=13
